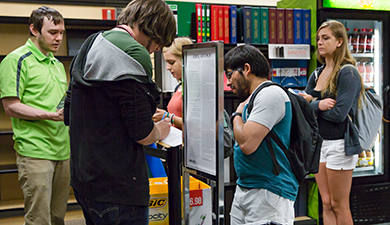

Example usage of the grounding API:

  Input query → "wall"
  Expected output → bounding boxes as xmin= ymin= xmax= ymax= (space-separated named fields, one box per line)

xmin=0 ymin=2 xmax=115 ymax=19
xmin=165 ymin=0 xmax=280 ymax=6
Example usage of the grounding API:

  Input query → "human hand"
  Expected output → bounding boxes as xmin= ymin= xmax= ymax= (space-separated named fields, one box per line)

xmin=319 ymin=98 xmax=336 ymax=111
xmin=155 ymin=118 xmax=171 ymax=140
xmin=236 ymin=97 xmax=250 ymax=113
xmin=52 ymin=108 xmax=64 ymax=121
xmin=152 ymin=108 xmax=166 ymax=122
xmin=299 ymin=93 xmax=313 ymax=103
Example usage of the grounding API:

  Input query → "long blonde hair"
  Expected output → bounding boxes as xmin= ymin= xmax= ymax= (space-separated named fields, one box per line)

xmin=316 ymin=20 xmax=364 ymax=103
xmin=163 ymin=37 xmax=193 ymax=59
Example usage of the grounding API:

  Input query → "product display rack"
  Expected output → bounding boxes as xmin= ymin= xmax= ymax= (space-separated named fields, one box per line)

xmin=0 ymin=12 xmax=116 ymax=217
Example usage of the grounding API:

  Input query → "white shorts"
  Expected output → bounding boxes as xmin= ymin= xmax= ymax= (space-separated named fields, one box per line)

xmin=320 ymin=139 xmax=358 ymax=170
xmin=230 ymin=187 xmax=294 ymax=225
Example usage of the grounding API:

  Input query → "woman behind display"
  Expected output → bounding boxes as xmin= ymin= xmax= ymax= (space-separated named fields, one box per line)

xmin=152 ymin=37 xmax=193 ymax=129
xmin=300 ymin=20 xmax=364 ymax=225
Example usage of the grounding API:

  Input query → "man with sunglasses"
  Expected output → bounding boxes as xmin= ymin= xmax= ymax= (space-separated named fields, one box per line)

xmin=225 ymin=45 xmax=298 ymax=225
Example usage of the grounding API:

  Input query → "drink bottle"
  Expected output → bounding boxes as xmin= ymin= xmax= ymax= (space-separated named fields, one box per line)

xmin=351 ymin=28 xmax=359 ymax=53
xmin=365 ymin=28 xmax=374 ymax=53
xmin=358 ymin=28 xmax=366 ymax=53
xmin=365 ymin=62 xmax=374 ymax=83
xmin=346 ymin=28 xmax=353 ymax=51
xmin=366 ymin=149 xmax=374 ymax=166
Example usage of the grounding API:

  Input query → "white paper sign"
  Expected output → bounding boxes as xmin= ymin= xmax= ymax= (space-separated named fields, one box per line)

xmin=184 ymin=47 xmax=216 ymax=176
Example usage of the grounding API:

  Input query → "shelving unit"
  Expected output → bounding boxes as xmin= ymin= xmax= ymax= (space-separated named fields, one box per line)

xmin=267 ymin=44 xmax=311 ymax=88
xmin=0 ymin=13 xmax=116 ymax=215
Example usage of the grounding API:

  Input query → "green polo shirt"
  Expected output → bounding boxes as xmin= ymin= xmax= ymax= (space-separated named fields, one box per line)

xmin=0 ymin=39 xmax=70 ymax=160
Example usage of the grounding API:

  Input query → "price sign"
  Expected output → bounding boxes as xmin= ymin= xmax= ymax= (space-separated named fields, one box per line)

xmin=285 ymin=45 xmax=310 ymax=59
xmin=268 ymin=44 xmax=310 ymax=59
xmin=189 ymin=189 xmax=203 ymax=207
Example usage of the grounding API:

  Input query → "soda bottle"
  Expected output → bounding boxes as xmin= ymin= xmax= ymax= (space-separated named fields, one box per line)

xmin=351 ymin=28 xmax=359 ymax=53
xmin=346 ymin=28 xmax=353 ymax=52
xmin=365 ymin=62 xmax=374 ymax=83
xmin=366 ymin=149 xmax=374 ymax=166
xmin=358 ymin=28 xmax=366 ymax=53
xmin=365 ymin=28 xmax=374 ymax=53
xmin=358 ymin=150 xmax=367 ymax=167
xmin=357 ymin=61 xmax=366 ymax=80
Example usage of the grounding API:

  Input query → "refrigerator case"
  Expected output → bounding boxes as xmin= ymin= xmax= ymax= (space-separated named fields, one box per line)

xmin=318 ymin=8 xmax=389 ymax=183
xmin=318 ymin=7 xmax=390 ymax=224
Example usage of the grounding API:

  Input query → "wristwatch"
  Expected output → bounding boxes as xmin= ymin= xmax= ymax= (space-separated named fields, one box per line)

xmin=230 ymin=112 xmax=242 ymax=125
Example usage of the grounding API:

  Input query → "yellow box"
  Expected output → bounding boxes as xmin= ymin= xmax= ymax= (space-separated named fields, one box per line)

xmin=149 ymin=177 xmax=212 ymax=225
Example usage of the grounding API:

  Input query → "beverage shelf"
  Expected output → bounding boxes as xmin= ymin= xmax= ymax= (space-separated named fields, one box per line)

xmin=354 ymin=166 xmax=374 ymax=172
xmin=351 ymin=53 xmax=374 ymax=58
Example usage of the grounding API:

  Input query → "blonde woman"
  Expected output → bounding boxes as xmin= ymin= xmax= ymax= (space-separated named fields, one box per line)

xmin=301 ymin=20 xmax=364 ymax=225
xmin=153 ymin=37 xmax=193 ymax=129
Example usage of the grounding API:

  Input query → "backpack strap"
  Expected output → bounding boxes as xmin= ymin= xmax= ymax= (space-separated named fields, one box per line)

xmin=265 ymin=135 xmax=281 ymax=176
xmin=247 ymin=81 xmax=287 ymax=176
xmin=248 ymin=82 xmax=274 ymax=114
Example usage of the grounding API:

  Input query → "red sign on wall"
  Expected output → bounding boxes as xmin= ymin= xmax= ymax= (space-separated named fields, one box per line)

xmin=102 ymin=9 xmax=115 ymax=20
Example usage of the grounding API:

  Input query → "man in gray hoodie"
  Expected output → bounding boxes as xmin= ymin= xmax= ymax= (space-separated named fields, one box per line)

xmin=64 ymin=0 xmax=176 ymax=224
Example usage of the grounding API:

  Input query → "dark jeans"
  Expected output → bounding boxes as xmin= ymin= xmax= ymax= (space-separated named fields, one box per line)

xmin=74 ymin=190 xmax=149 ymax=225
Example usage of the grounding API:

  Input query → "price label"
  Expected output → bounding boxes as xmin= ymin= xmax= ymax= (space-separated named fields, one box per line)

xmin=190 ymin=189 xmax=203 ymax=207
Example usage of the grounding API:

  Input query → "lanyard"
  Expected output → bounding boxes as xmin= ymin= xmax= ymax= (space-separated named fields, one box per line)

xmin=115 ymin=25 xmax=134 ymax=38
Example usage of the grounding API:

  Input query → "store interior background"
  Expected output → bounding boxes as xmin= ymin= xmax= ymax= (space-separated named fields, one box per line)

xmin=1 ymin=0 xmax=390 ymax=224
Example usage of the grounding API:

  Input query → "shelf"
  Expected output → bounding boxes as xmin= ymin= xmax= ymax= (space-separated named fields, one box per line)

xmin=0 ymin=165 xmax=17 ymax=174
xmin=0 ymin=16 xmax=116 ymax=28
xmin=351 ymin=53 xmax=374 ymax=58
xmin=354 ymin=166 xmax=374 ymax=172
xmin=0 ymin=130 xmax=13 ymax=135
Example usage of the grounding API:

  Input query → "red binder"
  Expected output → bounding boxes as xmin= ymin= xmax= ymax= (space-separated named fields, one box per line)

xmin=211 ymin=5 xmax=219 ymax=41
xmin=268 ymin=8 xmax=277 ymax=44
xmin=223 ymin=5 xmax=230 ymax=43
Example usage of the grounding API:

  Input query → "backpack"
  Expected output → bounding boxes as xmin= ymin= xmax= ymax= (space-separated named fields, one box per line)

xmin=341 ymin=64 xmax=385 ymax=151
xmin=248 ymin=82 xmax=323 ymax=182
xmin=223 ymin=109 xmax=234 ymax=158
xmin=349 ymin=85 xmax=384 ymax=151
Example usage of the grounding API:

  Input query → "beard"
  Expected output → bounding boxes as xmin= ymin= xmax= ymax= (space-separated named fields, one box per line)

xmin=235 ymin=76 xmax=251 ymax=101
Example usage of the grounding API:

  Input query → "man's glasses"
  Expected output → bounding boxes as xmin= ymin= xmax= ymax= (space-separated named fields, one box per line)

xmin=225 ymin=68 xmax=241 ymax=80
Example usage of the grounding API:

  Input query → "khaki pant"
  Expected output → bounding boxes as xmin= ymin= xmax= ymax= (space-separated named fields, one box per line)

xmin=16 ymin=152 xmax=70 ymax=225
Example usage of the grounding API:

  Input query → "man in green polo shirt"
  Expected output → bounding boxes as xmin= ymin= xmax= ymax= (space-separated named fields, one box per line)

xmin=0 ymin=6 xmax=70 ymax=225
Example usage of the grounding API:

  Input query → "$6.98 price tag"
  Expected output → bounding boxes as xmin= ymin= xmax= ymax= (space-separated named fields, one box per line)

xmin=189 ymin=189 xmax=203 ymax=207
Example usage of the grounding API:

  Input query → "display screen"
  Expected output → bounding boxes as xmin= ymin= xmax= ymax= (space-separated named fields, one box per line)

xmin=323 ymin=0 xmax=390 ymax=11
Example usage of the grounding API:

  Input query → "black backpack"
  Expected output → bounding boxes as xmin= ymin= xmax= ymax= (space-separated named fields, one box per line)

xmin=248 ymin=82 xmax=323 ymax=182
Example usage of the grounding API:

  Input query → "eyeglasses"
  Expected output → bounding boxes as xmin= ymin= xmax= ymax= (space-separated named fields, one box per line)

xmin=225 ymin=68 xmax=241 ymax=80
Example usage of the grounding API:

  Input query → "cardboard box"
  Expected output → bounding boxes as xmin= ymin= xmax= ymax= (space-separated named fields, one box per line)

xmin=149 ymin=177 xmax=212 ymax=225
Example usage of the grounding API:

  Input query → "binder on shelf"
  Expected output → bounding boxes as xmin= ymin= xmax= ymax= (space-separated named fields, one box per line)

xmin=285 ymin=8 xmax=294 ymax=44
xmin=218 ymin=6 xmax=224 ymax=42
xmin=242 ymin=6 xmax=252 ymax=44
xmin=302 ymin=9 xmax=311 ymax=45
xmin=202 ymin=4 xmax=206 ymax=42
xmin=268 ymin=7 xmax=277 ymax=44
xmin=229 ymin=5 xmax=237 ymax=44
xmin=252 ymin=7 xmax=261 ymax=44
xmin=165 ymin=1 xmax=195 ymax=37
xmin=293 ymin=8 xmax=303 ymax=44
xmin=195 ymin=3 xmax=202 ymax=43
xmin=223 ymin=5 xmax=230 ymax=44
xmin=276 ymin=8 xmax=285 ymax=44
xmin=206 ymin=4 xmax=211 ymax=41
xmin=237 ymin=7 xmax=243 ymax=43
xmin=260 ymin=7 xmax=269 ymax=44
xmin=211 ymin=5 xmax=219 ymax=41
